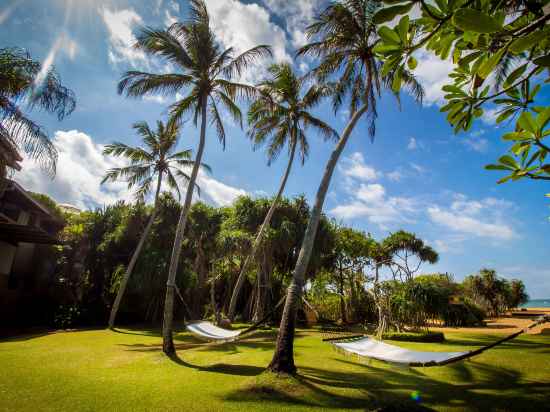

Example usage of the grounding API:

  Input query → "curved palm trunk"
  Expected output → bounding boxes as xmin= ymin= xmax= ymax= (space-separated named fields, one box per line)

xmin=162 ymin=95 xmax=208 ymax=355
xmin=108 ymin=170 xmax=163 ymax=329
xmin=227 ymin=138 xmax=297 ymax=321
xmin=268 ymin=105 xmax=368 ymax=374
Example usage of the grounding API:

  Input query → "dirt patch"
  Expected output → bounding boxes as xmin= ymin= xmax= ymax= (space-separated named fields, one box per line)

xmin=431 ymin=308 xmax=550 ymax=335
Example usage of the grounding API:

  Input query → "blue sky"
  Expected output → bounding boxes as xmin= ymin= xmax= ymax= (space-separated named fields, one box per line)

xmin=2 ymin=0 xmax=549 ymax=297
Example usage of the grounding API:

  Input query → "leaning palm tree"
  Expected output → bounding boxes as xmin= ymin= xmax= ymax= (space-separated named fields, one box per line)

xmin=0 ymin=47 xmax=75 ymax=178
xmin=117 ymin=0 xmax=271 ymax=354
xmin=227 ymin=63 xmax=338 ymax=321
xmin=102 ymin=119 xmax=209 ymax=329
xmin=268 ymin=0 xmax=424 ymax=374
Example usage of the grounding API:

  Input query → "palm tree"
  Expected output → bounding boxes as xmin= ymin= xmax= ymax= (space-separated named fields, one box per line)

xmin=0 ymin=47 xmax=75 ymax=179
xmin=227 ymin=63 xmax=338 ymax=321
xmin=117 ymin=0 xmax=271 ymax=354
xmin=268 ymin=0 xmax=424 ymax=374
xmin=102 ymin=119 xmax=208 ymax=329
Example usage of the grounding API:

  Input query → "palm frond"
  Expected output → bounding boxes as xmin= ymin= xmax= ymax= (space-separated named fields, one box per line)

xmin=221 ymin=45 xmax=272 ymax=78
xmin=118 ymin=71 xmax=192 ymax=98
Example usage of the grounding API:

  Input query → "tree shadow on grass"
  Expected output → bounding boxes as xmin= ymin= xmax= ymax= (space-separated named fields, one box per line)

xmin=294 ymin=358 xmax=550 ymax=411
xmin=163 ymin=351 xmax=265 ymax=376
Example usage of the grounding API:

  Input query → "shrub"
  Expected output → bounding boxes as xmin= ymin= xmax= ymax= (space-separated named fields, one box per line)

xmin=442 ymin=300 xmax=486 ymax=327
xmin=382 ymin=331 xmax=445 ymax=342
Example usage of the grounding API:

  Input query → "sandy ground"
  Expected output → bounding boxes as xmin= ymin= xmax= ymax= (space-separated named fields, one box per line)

xmin=431 ymin=308 xmax=550 ymax=335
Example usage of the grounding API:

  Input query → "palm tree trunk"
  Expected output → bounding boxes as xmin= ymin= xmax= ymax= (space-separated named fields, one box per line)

xmin=227 ymin=138 xmax=297 ymax=321
xmin=162 ymin=95 xmax=208 ymax=355
xmin=268 ymin=104 xmax=368 ymax=374
xmin=108 ymin=170 xmax=163 ymax=329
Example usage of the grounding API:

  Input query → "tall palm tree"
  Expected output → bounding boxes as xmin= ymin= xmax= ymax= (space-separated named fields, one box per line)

xmin=0 ymin=47 xmax=75 ymax=179
xmin=102 ymin=119 xmax=208 ymax=329
xmin=268 ymin=0 xmax=424 ymax=374
xmin=117 ymin=0 xmax=271 ymax=354
xmin=227 ymin=63 xmax=338 ymax=321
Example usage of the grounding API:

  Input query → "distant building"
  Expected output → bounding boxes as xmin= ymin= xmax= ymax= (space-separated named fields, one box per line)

xmin=0 ymin=179 xmax=64 ymax=325
xmin=58 ymin=203 xmax=81 ymax=214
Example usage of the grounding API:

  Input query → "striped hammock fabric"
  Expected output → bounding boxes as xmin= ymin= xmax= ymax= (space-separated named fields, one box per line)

xmin=333 ymin=337 xmax=469 ymax=366
xmin=185 ymin=321 xmax=242 ymax=342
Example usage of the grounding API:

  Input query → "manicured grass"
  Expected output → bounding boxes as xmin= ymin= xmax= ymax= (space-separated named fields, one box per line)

xmin=1 ymin=325 xmax=549 ymax=411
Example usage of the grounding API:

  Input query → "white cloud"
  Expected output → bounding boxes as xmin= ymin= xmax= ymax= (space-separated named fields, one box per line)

xmin=413 ymin=49 xmax=454 ymax=106
xmin=481 ymin=107 xmax=500 ymax=125
xmin=100 ymin=7 xmax=149 ymax=69
xmin=15 ymin=130 xmax=247 ymax=210
xmin=331 ymin=153 xmax=418 ymax=227
xmin=407 ymin=137 xmax=418 ymax=150
xmin=387 ymin=170 xmax=403 ymax=182
xmin=409 ymin=162 xmax=426 ymax=174
xmin=263 ymin=0 xmax=321 ymax=48
xmin=331 ymin=183 xmax=418 ymax=226
xmin=15 ymin=130 xmax=132 ymax=210
xmin=205 ymin=0 xmax=290 ymax=82
xmin=427 ymin=194 xmax=517 ymax=240
xmin=463 ymin=137 xmax=489 ymax=153
xmin=339 ymin=152 xmax=379 ymax=182
xmin=163 ymin=0 xmax=180 ymax=27
xmin=142 ymin=94 xmax=167 ymax=104
xmin=196 ymin=171 xmax=246 ymax=206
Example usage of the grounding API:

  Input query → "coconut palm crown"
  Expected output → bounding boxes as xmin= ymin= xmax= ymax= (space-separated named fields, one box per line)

xmin=102 ymin=120 xmax=208 ymax=201
xmin=248 ymin=63 xmax=339 ymax=165
xmin=0 ymin=47 xmax=76 ymax=177
xmin=297 ymin=0 xmax=423 ymax=136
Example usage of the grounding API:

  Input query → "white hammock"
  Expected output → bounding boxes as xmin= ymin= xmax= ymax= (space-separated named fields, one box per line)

xmin=185 ymin=321 xmax=242 ymax=342
xmin=333 ymin=336 xmax=469 ymax=366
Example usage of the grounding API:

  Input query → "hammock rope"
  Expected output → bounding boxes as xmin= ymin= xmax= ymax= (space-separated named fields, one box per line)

xmin=329 ymin=314 xmax=549 ymax=367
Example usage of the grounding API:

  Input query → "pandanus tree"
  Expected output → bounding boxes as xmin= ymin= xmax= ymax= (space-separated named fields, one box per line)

xmin=117 ymin=0 xmax=271 ymax=354
xmin=227 ymin=63 xmax=338 ymax=321
xmin=374 ymin=231 xmax=438 ymax=334
xmin=268 ymin=0 xmax=424 ymax=374
xmin=0 ymin=47 xmax=75 ymax=179
xmin=102 ymin=119 xmax=207 ymax=328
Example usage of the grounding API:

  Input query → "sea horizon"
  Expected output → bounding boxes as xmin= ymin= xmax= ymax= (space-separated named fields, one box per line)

xmin=520 ymin=299 xmax=550 ymax=308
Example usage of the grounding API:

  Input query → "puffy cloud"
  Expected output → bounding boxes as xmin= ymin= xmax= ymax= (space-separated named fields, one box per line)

xmin=196 ymin=171 xmax=246 ymax=206
xmin=263 ymin=0 xmax=321 ymax=48
xmin=205 ymin=0 xmax=291 ymax=71
xmin=413 ymin=49 xmax=454 ymax=106
xmin=339 ymin=152 xmax=379 ymax=182
xmin=15 ymin=130 xmax=247 ymax=210
xmin=331 ymin=183 xmax=418 ymax=226
xmin=407 ymin=137 xmax=418 ymax=150
xmin=100 ymin=7 xmax=149 ymax=69
xmin=15 ymin=130 xmax=132 ymax=210
xmin=427 ymin=194 xmax=517 ymax=240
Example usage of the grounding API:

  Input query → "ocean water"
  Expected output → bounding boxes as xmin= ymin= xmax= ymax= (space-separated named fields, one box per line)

xmin=520 ymin=299 xmax=550 ymax=308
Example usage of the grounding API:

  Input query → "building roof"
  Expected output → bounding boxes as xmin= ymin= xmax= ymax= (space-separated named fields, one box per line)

xmin=0 ymin=135 xmax=23 ymax=171
xmin=3 ymin=180 xmax=64 ymax=224
xmin=0 ymin=222 xmax=61 ymax=244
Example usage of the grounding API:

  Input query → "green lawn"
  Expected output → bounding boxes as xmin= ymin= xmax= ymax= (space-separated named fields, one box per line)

xmin=1 ymin=326 xmax=549 ymax=411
